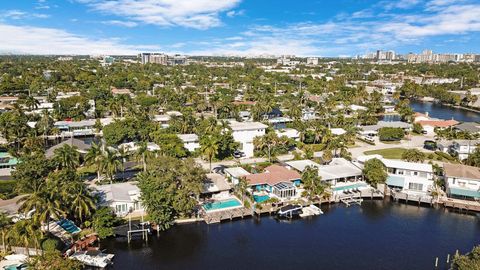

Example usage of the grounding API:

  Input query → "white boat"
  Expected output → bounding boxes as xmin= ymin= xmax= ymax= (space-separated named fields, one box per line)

xmin=69 ymin=250 xmax=114 ymax=269
xmin=299 ymin=205 xmax=324 ymax=218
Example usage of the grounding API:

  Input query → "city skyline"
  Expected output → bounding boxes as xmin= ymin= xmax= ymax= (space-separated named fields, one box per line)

xmin=0 ymin=0 xmax=480 ymax=56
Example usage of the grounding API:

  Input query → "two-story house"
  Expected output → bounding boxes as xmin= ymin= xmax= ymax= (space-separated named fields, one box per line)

xmin=229 ymin=120 xmax=267 ymax=158
xmin=444 ymin=163 xmax=480 ymax=200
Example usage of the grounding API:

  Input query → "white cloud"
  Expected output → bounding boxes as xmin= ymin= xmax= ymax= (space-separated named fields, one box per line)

xmin=383 ymin=0 xmax=421 ymax=10
xmin=226 ymin=9 xmax=245 ymax=17
xmin=77 ymin=0 xmax=242 ymax=29
xmin=102 ymin=20 xmax=138 ymax=27
xmin=186 ymin=0 xmax=480 ymax=56
xmin=0 ymin=10 xmax=50 ymax=20
xmin=0 ymin=23 xmax=159 ymax=55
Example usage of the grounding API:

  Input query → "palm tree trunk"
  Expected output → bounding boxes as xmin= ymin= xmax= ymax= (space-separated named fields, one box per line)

xmin=142 ymin=154 xmax=147 ymax=172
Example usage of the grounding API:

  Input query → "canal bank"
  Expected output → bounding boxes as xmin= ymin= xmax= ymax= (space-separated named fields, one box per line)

xmin=102 ymin=200 xmax=480 ymax=270
xmin=410 ymin=100 xmax=480 ymax=122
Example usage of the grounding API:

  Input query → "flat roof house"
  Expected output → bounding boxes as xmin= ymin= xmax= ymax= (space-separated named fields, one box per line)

xmin=444 ymin=163 xmax=480 ymax=200
xmin=229 ymin=120 xmax=267 ymax=158
xmin=202 ymin=173 xmax=232 ymax=200
xmin=382 ymin=159 xmax=434 ymax=194
xmin=0 ymin=152 xmax=18 ymax=178
xmin=225 ymin=167 xmax=251 ymax=185
xmin=177 ymin=134 xmax=200 ymax=152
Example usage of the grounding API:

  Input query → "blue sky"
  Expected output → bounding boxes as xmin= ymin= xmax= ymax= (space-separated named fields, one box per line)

xmin=0 ymin=0 xmax=479 ymax=56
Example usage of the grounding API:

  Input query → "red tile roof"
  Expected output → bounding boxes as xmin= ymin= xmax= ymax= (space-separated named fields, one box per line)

xmin=244 ymin=165 xmax=301 ymax=186
xmin=417 ymin=120 xmax=459 ymax=128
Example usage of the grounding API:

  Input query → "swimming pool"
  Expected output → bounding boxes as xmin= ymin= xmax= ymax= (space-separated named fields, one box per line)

xmin=253 ymin=195 xmax=270 ymax=203
xmin=333 ymin=183 xmax=368 ymax=192
xmin=57 ymin=219 xmax=81 ymax=234
xmin=203 ymin=198 xmax=242 ymax=212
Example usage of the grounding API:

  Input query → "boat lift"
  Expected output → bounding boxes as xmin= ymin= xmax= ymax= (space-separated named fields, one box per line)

xmin=127 ymin=215 xmax=150 ymax=244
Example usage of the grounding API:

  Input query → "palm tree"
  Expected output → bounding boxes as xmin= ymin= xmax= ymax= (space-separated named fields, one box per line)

xmin=135 ymin=142 xmax=151 ymax=172
xmin=85 ymin=142 xmax=104 ymax=180
xmin=254 ymin=132 xmax=279 ymax=162
xmin=53 ymin=144 xmax=80 ymax=170
xmin=0 ymin=212 xmax=11 ymax=252
xmin=200 ymin=135 xmax=219 ymax=172
xmin=117 ymin=146 xmax=129 ymax=178
xmin=68 ymin=182 xmax=95 ymax=223
xmin=23 ymin=95 xmax=40 ymax=111
xmin=101 ymin=148 xmax=122 ymax=183
xmin=18 ymin=183 xmax=64 ymax=233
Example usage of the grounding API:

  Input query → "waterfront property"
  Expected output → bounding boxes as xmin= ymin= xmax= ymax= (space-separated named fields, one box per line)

xmin=202 ymin=197 xmax=243 ymax=212
xmin=383 ymin=159 xmax=434 ymax=194
xmin=244 ymin=165 xmax=301 ymax=200
xmin=201 ymin=173 xmax=232 ymax=200
xmin=229 ymin=120 xmax=268 ymax=158
xmin=286 ymin=159 xmax=365 ymax=195
xmin=444 ymin=163 xmax=480 ymax=200
xmin=94 ymin=182 xmax=144 ymax=217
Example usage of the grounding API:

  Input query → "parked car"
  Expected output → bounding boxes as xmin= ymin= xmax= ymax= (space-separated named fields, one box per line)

xmin=233 ymin=150 xmax=245 ymax=158
xmin=423 ymin=140 xmax=437 ymax=151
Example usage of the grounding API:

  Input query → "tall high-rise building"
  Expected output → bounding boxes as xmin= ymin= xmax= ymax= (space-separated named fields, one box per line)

xmin=140 ymin=53 xmax=168 ymax=65
xmin=306 ymin=57 xmax=319 ymax=65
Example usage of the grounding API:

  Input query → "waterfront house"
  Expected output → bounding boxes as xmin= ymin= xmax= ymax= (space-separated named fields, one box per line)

xmin=286 ymin=158 xmax=365 ymax=193
xmin=94 ymin=182 xmax=144 ymax=217
xmin=225 ymin=167 xmax=251 ymax=185
xmin=449 ymin=140 xmax=479 ymax=160
xmin=177 ymin=134 xmax=200 ymax=152
xmin=202 ymin=173 xmax=232 ymax=200
xmin=0 ymin=152 xmax=18 ymax=179
xmin=244 ymin=165 xmax=301 ymax=199
xmin=383 ymin=159 xmax=434 ymax=193
xmin=444 ymin=163 xmax=480 ymax=200
xmin=229 ymin=120 xmax=267 ymax=158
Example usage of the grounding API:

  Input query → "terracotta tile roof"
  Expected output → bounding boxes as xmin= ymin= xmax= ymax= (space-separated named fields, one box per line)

xmin=232 ymin=101 xmax=257 ymax=106
xmin=244 ymin=165 xmax=301 ymax=186
xmin=417 ymin=120 xmax=459 ymax=128
xmin=444 ymin=163 xmax=480 ymax=180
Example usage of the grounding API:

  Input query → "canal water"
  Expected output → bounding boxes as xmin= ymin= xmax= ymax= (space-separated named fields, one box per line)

xmin=102 ymin=200 xmax=480 ymax=270
xmin=410 ymin=100 xmax=480 ymax=122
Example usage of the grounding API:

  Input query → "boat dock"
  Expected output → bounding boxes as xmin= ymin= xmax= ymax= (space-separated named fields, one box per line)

xmin=441 ymin=198 xmax=480 ymax=212
xmin=340 ymin=196 xmax=363 ymax=207
xmin=391 ymin=191 xmax=435 ymax=205
xmin=203 ymin=207 xmax=252 ymax=224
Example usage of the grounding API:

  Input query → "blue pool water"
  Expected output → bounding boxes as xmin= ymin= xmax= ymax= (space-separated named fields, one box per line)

xmin=57 ymin=219 xmax=81 ymax=234
xmin=333 ymin=183 xmax=368 ymax=191
xmin=203 ymin=199 xmax=242 ymax=211
xmin=253 ymin=195 xmax=270 ymax=203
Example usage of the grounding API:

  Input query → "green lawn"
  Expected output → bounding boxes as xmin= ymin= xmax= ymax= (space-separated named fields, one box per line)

xmin=364 ymin=148 xmax=407 ymax=159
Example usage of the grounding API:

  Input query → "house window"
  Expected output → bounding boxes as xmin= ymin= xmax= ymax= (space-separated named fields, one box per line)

xmin=397 ymin=170 xmax=404 ymax=175
xmin=408 ymin=183 xmax=423 ymax=191
xmin=413 ymin=171 xmax=419 ymax=176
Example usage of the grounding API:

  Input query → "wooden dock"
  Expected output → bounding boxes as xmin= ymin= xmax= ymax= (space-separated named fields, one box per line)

xmin=441 ymin=198 xmax=480 ymax=212
xmin=391 ymin=191 xmax=435 ymax=205
xmin=203 ymin=207 xmax=252 ymax=224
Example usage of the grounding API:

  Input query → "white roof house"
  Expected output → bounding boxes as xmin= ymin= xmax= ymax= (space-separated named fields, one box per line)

xmin=380 ymin=159 xmax=433 ymax=173
xmin=330 ymin=128 xmax=346 ymax=136
xmin=229 ymin=121 xmax=268 ymax=158
xmin=177 ymin=134 xmax=200 ymax=152
xmin=275 ymin=128 xmax=300 ymax=140
xmin=95 ymin=182 xmax=144 ymax=216
xmin=286 ymin=158 xmax=363 ymax=182
xmin=225 ymin=167 xmax=251 ymax=185
xmin=202 ymin=173 xmax=231 ymax=194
